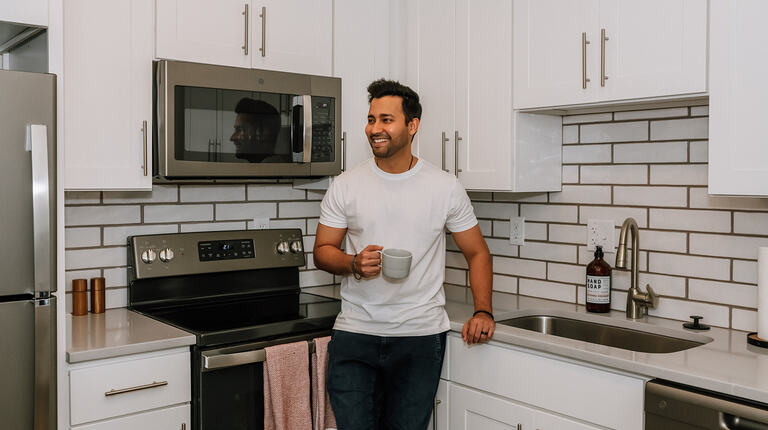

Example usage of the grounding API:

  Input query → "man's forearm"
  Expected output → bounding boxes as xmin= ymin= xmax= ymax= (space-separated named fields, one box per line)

xmin=467 ymin=252 xmax=493 ymax=312
xmin=314 ymin=244 xmax=355 ymax=276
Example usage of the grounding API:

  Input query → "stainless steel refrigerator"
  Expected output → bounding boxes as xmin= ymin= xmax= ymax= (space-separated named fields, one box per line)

xmin=0 ymin=69 xmax=57 ymax=429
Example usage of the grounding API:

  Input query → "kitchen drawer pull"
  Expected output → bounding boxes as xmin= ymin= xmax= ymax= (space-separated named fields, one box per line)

xmin=259 ymin=6 xmax=266 ymax=57
xmin=104 ymin=380 xmax=168 ymax=397
xmin=433 ymin=399 xmax=442 ymax=430
xmin=441 ymin=131 xmax=449 ymax=172
xmin=454 ymin=131 xmax=462 ymax=177
xmin=242 ymin=4 xmax=249 ymax=55
xmin=141 ymin=120 xmax=148 ymax=176
xmin=582 ymin=32 xmax=591 ymax=89
xmin=601 ymin=28 xmax=609 ymax=87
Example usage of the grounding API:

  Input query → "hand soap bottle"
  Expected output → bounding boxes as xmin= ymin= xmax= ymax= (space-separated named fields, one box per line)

xmin=586 ymin=246 xmax=611 ymax=313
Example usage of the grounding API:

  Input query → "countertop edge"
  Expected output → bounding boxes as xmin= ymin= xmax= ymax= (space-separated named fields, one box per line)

xmin=67 ymin=336 xmax=196 ymax=364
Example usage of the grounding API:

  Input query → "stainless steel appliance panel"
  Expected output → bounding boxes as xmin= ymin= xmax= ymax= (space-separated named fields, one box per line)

xmin=0 ymin=70 xmax=56 ymax=296
xmin=0 ymin=300 xmax=34 ymax=429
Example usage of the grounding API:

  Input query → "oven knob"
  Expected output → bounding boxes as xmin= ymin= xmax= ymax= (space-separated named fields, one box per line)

xmin=140 ymin=249 xmax=157 ymax=264
xmin=159 ymin=248 xmax=175 ymax=262
xmin=290 ymin=240 xmax=303 ymax=254
xmin=276 ymin=241 xmax=290 ymax=255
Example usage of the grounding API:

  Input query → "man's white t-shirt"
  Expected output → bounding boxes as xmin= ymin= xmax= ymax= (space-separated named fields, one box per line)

xmin=319 ymin=158 xmax=478 ymax=336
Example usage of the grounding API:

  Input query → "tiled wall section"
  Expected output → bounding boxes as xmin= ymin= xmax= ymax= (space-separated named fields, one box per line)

xmin=447 ymin=105 xmax=768 ymax=331
xmin=63 ymin=183 xmax=335 ymax=312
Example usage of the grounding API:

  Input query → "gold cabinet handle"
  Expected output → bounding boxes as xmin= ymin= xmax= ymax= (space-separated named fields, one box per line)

xmin=582 ymin=32 xmax=591 ymax=89
xmin=601 ymin=28 xmax=609 ymax=87
xmin=242 ymin=4 xmax=249 ymax=55
xmin=104 ymin=380 xmax=168 ymax=396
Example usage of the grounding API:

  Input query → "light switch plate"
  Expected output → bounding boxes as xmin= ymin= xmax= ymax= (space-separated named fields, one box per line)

xmin=509 ymin=216 xmax=525 ymax=245
xmin=587 ymin=219 xmax=615 ymax=251
xmin=252 ymin=217 xmax=270 ymax=230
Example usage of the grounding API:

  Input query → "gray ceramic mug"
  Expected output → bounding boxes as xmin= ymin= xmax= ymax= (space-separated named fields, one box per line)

xmin=379 ymin=248 xmax=412 ymax=279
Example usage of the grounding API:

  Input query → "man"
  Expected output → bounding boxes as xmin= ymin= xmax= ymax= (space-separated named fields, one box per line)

xmin=314 ymin=79 xmax=494 ymax=429
xmin=230 ymin=97 xmax=290 ymax=163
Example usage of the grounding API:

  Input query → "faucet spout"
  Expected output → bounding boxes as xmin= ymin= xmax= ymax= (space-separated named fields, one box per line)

xmin=615 ymin=218 xmax=656 ymax=318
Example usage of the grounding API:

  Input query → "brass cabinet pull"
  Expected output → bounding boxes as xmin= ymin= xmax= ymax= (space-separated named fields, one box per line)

xmin=454 ymin=131 xmax=462 ymax=176
xmin=582 ymin=32 xmax=591 ymax=89
xmin=259 ymin=6 xmax=266 ymax=57
xmin=104 ymin=380 xmax=168 ymax=396
xmin=601 ymin=28 xmax=609 ymax=87
xmin=141 ymin=120 xmax=148 ymax=176
xmin=441 ymin=131 xmax=449 ymax=172
xmin=242 ymin=4 xmax=249 ymax=55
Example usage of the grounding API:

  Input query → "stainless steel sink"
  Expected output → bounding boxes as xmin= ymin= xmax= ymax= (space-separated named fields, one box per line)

xmin=498 ymin=315 xmax=709 ymax=353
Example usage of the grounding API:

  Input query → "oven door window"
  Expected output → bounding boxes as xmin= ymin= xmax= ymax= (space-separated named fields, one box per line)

xmin=174 ymin=86 xmax=304 ymax=164
xmin=201 ymin=360 xmax=264 ymax=430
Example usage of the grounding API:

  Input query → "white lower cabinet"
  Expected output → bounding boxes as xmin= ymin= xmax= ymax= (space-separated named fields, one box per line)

xmin=446 ymin=334 xmax=646 ymax=430
xmin=68 ymin=347 xmax=191 ymax=429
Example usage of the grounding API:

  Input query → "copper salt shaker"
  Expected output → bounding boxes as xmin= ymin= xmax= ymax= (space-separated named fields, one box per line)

xmin=90 ymin=277 xmax=106 ymax=314
xmin=72 ymin=279 xmax=88 ymax=316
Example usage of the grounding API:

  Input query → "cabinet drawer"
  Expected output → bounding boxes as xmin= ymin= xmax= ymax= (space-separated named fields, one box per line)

xmin=70 ymin=350 xmax=190 ymax=425
xmin=75 ymin=404 xmax=189 ymax=430
xmin=448 ymin=336 xmax=645 ymax=430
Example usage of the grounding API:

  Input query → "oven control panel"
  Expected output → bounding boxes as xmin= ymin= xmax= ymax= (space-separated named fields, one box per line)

xmin=128 ymin=229 xmax=306 ymax=280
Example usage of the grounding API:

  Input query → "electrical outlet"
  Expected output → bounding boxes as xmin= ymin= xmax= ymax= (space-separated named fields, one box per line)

xmin=587 ymin=219 xmax=615 ymax=251
xmin=252 ymin=217 xmax=270 ymax=230
xmin=509 ymin=216 xmax=525 ymax=245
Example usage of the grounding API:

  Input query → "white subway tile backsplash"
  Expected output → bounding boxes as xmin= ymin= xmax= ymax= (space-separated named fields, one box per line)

xmin=493 ymin=256 xmax=547 ymax=279
xmin=649 ymin=252 xmax=730 ymax=281
xmin=689 ymin=279 xmax=757 ymax=308
xmin=493 ymin=221 xmax=510 ymax=238
xmin=64 ymin=270 xmax=101 ymax=292
xmin=549 ymin=185 xmax=611 ymax=205
xmin=547 ymin=263 xmax=584 ymax=284
xmin=734 ymin=260 xmax=758 ymax=284
xmin=691 ymin=106 xmax=709 ymax=116
xmin=262 ymin=219 xmax=305 ymax=232
xmin=103 ymin=224 xmax=178 ymax=246
xmin=640 ymin=229 xmax=687 ymax=253
xmin=144 ymin=204 xmax=214 ymax=223
xmin=613 ymin=141 xmax=688 ymax=164
xmin=549 ymin=224 xmax=587 ymax=244
xmin=562 ymin=165 xmax=579 ymax=184
xmin=734 ymin=212 xmax=768 ymax=235
xmin=65 ymin=227 xmax=101 ymax=248
xmin=689 ymin=141 xmax=708 ymax=163
xmin=650 ymin=164 xmax=708 ymax=185
xmin=525 ymin=222 xmax=547 ymax=241
xmin=580 ymin=165 xmax=648 ymax=184
xmin=647 ymin=297 xmax=729 ymax=328
xmin=279 ymin=201 xmax=321 ymax=218
xmin=519 ymin=279 xmax=576 ymax=302
xmin=562 ymin=145 xmax=611 ymax=164
xmin=562 ymin=112 xmax=612 ymax=124
xmin=104 ymin=267 xmax=128 ymax=288
xmin=519 ymin=242 xmax=577 ymax=263
xmin=306 ymin=190 xmax=327 ymax=201
xmin=477 ymin=220 xmax=493 ymax=236
xmin=689 ymin=234 xmax=768 ymax=260
xmin=690 ymin=188 xmax=768 ymax=211
xmin=65 ymin=247 xmax=126 ymax=270
xmin=105 ymin=288 xmax=128 ymax=310
xmin=216 ymin=202 xmax=276 ymax=220
xmin=66 ymin=205 xmax=141 ymax=226
xmin=581 ymin=121 xmax=647 ymax=143
xmin=493 ymin=274 xmax=517 ymax=294
xmin=579 ymin=206 xmax=648 ymax=227
xmin=614 ymin=107 xmax=688 ymax=121
xmin=651 ymin=117 xmax=708 ymax=140
xmin=445 ymin=268 xmax=467 ymax=285
xmin=444 ymin=285 xmax=468 ymax=302
xmin=579 ymin=247 xmax=646 ymax=270
xmin=65 ymin=191 xmax=100 ymax=204
xmin=563 ymin=125 xmax=579 ymax=144
xmin=732 ymin=309 xmax=757 ymax=332
xmin=521 ymin=204 xmax=577 ymax=223
xmin=248 ymin=184 xmax=307 ymax=201
xmin=613 ymin=186 xmax=687 ymax=207
xmin=446 ymin=251 xmax=469 ymax=269
xmin=182 ymin=221 xmax=247 ymax=233
xmin=307 ymin=219 xmax=319 ymax=235
xmin=649 ymin=209 xmax=731 ymax=233
xmin=639 ymin=273 xmax=686 ymax=297
xmin=299 ymin=270 xmax=334 ymax=288
xmin=473 ymin=202 xmax=518 ymax=219
xmin=181 ymin=185 xmax=245 ymax=202
xmin=485 ymin=238 xmax=518 ymax=257
xmin=103 ymin=185 xmax=178 ymax=204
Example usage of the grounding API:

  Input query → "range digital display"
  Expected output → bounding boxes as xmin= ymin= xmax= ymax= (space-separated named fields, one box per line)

xmin=198 ymin=239 xmax=254 ymax=261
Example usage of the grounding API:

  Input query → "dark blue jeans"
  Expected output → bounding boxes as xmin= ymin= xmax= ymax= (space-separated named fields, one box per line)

xmin=326 ymin=330 xmax=447 ymax=430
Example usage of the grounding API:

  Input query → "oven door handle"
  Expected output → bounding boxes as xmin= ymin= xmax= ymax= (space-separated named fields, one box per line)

xmin=203 ymin=349 xmax=267 ymax=370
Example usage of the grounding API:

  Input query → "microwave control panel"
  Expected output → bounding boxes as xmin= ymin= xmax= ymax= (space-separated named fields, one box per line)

xmin=312 ymin=97 xmax=335 ymax=162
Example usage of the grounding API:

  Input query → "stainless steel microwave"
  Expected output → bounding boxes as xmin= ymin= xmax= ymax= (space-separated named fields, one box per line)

xmin=154 ymin=60 xmax=341 ymax=180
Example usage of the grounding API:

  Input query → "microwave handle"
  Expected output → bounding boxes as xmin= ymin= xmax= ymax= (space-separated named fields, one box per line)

xmin=291 ymin=104 xmax=303 ymax=154
xmin=302 ymin=95 xmax=312 ymax=163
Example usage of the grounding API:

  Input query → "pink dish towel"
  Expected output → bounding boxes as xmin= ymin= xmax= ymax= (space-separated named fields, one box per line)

xmin=311 ymin=336 xmax=337 ymax=430
xmin=264 ymin=341 xmax=312 ymax=430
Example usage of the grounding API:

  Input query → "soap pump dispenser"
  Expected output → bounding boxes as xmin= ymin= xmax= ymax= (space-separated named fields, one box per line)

xmin=586 ymin=246 xmax=611 ymax=313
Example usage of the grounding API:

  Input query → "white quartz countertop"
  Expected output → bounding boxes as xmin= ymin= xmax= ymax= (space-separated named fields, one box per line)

xmin=445 ymin=292 xmax=768 ymax=404
xmin=66 ymin=308 xmax=196 ymax=363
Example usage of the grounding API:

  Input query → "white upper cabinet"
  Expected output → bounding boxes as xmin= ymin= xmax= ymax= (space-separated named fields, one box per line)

xmin=156 ymin=0 xmax=252 ymax=69
xmin=0 ymin=0 xmax=48 ymax=26
xmin=513 ymin=0 xmax=707 ymax=109
xmin=63 ymin=0 xmax=153 ymax=190
xmin=709 ymin=0 xmax=768 ymax=196
xmin=333 ymin=0 xmax=392 ymax=171
xmin=156 ymin=0 xmax=332 ymax=76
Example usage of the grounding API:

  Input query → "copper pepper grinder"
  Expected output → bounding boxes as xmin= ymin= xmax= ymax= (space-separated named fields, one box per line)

xmin=90 ymin=277 xmax=106 ymax=314
xmin=72 ymin=279 xmax=88 ymax=316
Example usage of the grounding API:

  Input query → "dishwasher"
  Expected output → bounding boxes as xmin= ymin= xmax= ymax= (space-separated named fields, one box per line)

xmin=646 ymin=379 xmax=768 ymax=429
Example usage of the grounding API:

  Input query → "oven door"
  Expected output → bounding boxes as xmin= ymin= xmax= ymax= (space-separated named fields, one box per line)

xmin=155 ymin=60 xmax=340 ymax=179
xmin=193 ymin=330 xmax=330 ymax=430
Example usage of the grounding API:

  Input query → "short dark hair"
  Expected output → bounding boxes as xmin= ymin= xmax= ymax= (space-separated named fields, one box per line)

xmin=234 ymin=98 xmax=280 ymax=135
xmin=367 ymin=79 xmax=422 ymax=123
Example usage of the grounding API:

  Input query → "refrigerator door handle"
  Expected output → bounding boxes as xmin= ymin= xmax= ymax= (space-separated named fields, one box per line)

xmin=27 ymin=124 xmax=53 ymax=294
xmin=34 ymin=295 xmax=56 ymax=430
